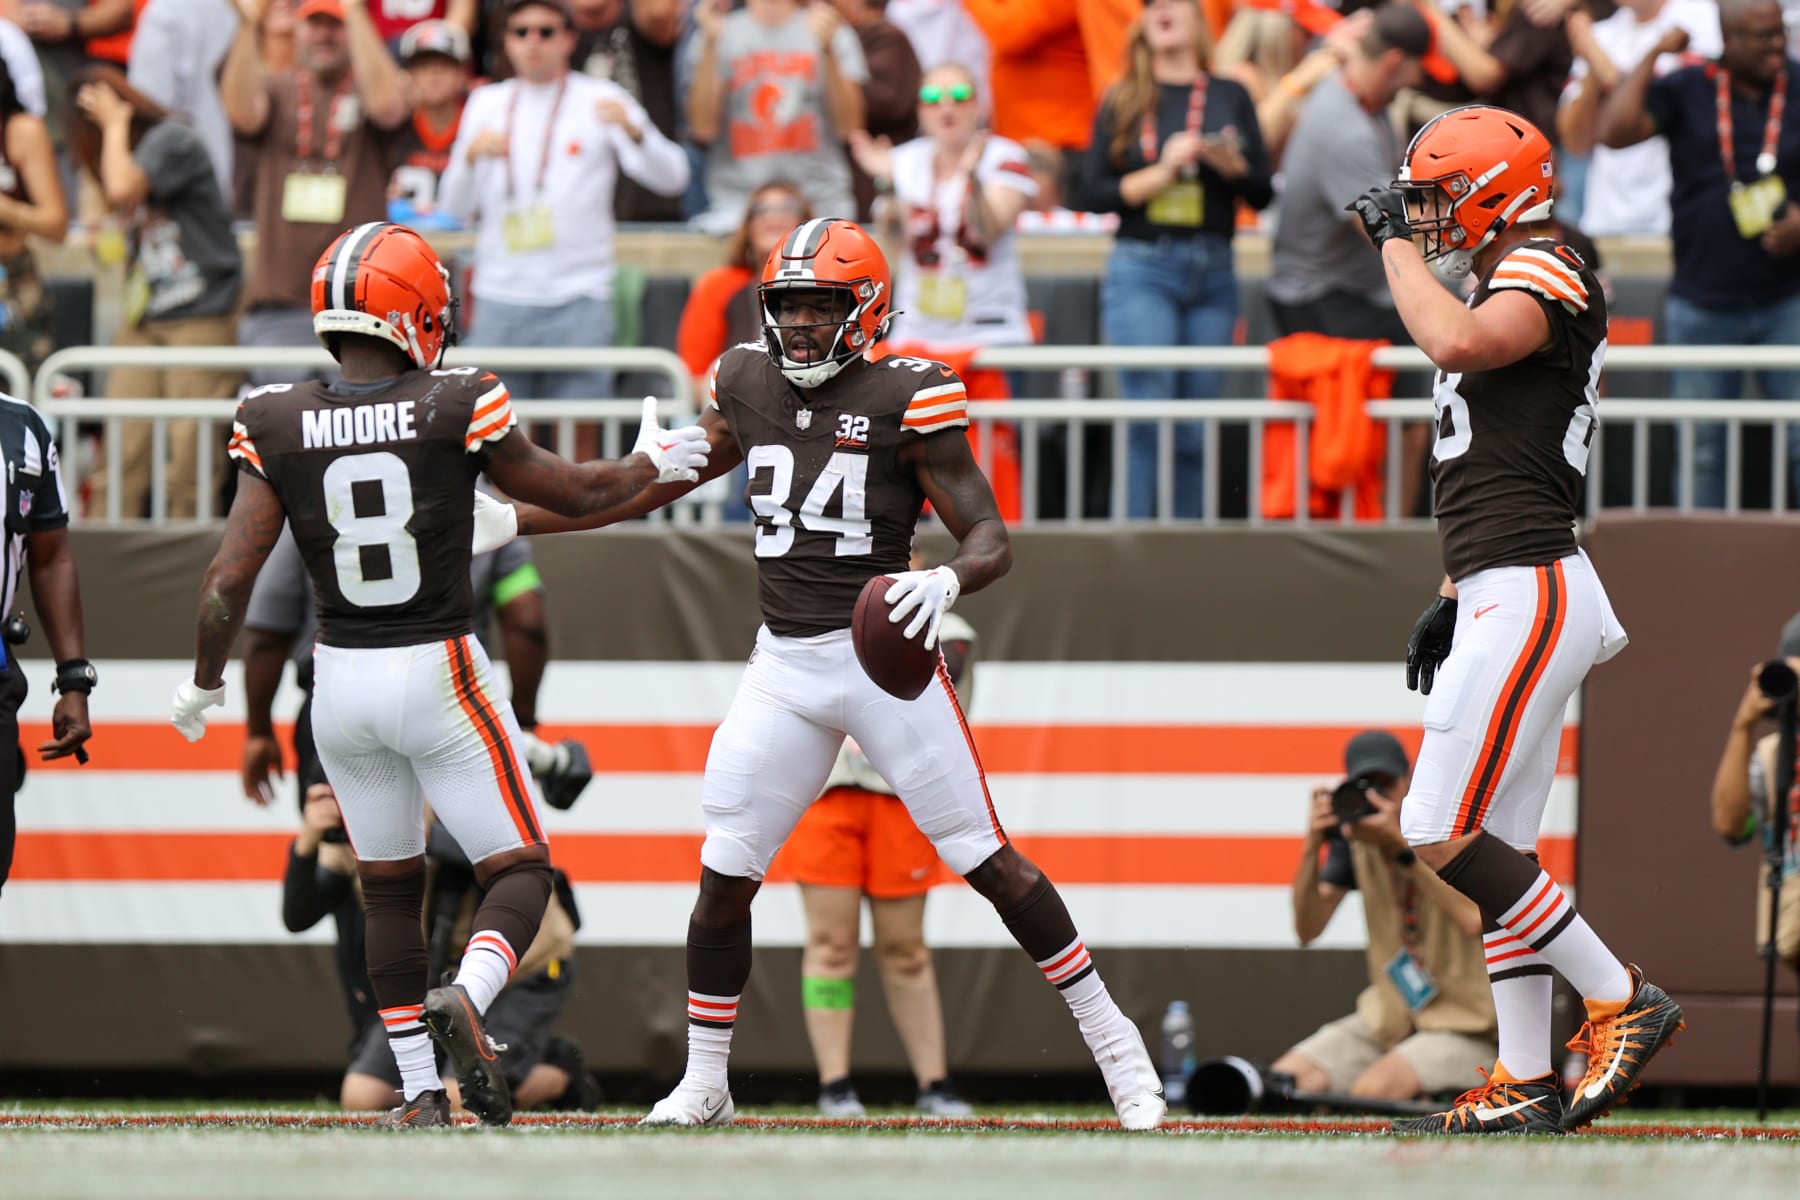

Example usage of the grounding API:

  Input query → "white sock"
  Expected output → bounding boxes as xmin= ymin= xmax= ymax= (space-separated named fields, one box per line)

xmin=682 ymin=991 xmax=739 ymax=1089
xmin=1036 ymin=938 xmax=1154 ymax=1100
xmin=1483 ymin=929 xmax=1553 ymax=1079
xmin=1496 ymin=873 xmax=1631 ymax=1005
xmin=380 ymin=1005 xmax=440 ymax=1100
xmin=453 ymin=932 xmax=517 ymax=1013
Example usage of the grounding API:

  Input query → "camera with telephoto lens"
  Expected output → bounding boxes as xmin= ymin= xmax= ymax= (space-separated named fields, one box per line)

xmin=1331 ymin=777 xmax=1378 ymax=825
xmin=1759 ymin=660 xmax=1799 ymax=708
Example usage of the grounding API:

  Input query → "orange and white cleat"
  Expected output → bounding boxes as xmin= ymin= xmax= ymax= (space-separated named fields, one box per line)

xmin=1392 ymin=1063 xmax=1564 ymax=1136
xmin=1562 ymin=965 xmax=1685 ymax=1131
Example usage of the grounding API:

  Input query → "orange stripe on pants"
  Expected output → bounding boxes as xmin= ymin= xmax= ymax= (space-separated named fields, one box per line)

xmin=445 ymin=637 xmax=541 ymax=846
xmin=1454 ymin=562 xmax=1568 ymax=836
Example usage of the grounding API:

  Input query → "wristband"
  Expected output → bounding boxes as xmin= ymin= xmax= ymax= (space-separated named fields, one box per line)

xmin=1393 ymin=847 xmax=1417 ymax=867
xmin=54 ymin=657 xmax=97 ymax=694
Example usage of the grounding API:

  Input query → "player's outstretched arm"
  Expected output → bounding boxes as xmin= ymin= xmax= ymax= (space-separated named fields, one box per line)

xmin=502 ymin=407 xmax=745 ymax=536
xmin=908 ymin=427 xmax=1012 ymax=595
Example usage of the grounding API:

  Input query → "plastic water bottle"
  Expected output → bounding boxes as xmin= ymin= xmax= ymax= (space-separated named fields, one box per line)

xmin=1160 ymin=1000 xmax=1196 ymax=1106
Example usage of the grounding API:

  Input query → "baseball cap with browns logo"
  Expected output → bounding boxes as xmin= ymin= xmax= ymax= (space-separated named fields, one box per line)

xmin=399 ymin=19 xmax=471 ymax=65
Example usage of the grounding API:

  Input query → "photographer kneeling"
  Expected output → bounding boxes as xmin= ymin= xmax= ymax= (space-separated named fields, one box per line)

xmin=1272 ymin=732 xmax=1497 ymax=1101
xmin=1708 ymin=615 xmax=1800 ymax=977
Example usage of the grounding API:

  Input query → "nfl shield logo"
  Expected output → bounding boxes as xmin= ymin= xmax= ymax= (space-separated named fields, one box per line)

xmin=795 ymin=408 xmax=812 ymax=430
xmin=18 ymin=490 xmax=30 ymax=519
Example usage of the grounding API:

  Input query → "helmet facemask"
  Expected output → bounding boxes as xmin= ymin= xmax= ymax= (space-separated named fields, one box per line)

xmin=758 ymin=277 xmax=887 ymax=389
xmin=1393 ymin=164 xmax=1552 ymax=282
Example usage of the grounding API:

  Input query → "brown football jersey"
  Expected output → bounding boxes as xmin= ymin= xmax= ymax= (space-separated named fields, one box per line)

xmin=227 ymin=366 xmax=517 ymax=649
xmin=1430 ymin=239 xmax=1607 ymax=580
xmin=709 ymin=343 xmax=971 ymax=637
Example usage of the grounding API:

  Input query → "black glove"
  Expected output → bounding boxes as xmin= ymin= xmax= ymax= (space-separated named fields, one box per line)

xmin=1406 ymin=596 xmax=1457 ymax=695
xmin=1347 ymin=187 xmax=1412 ymax=250
xmin=536 ymin=739 xmax=594 ymax=811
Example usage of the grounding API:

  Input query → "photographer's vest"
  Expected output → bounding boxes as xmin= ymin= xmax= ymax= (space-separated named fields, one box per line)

xmin=1348 ymin=840 xmax=1497 ymax=1046
xmin=1749 ymin=734 xmax=1800 ymax=964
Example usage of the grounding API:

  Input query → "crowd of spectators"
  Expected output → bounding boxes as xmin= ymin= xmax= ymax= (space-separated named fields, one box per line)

xmin=0 ymin=0 xmax=1788 ymax=517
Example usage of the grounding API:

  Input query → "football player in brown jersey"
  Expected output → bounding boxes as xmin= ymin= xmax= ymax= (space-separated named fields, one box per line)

xmin=170 ymin=222 xmax=708 ymax=1128
xmin=1349 ymin=107 xmax=1683 ymax=1135
xmin=503 ymin=217 xmax=1166 ymax=1130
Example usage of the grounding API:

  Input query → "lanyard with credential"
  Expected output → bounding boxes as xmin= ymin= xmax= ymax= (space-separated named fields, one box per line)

xmin=503 ymin=77 xmax=569 ymax=208
xmin=294 ymin=72 xmax=353 ymax=168
xmin=1140 ymin=77 xmax=1208 ymax=172
xmin=1717 ymin=65 xmax=1788 ymax=181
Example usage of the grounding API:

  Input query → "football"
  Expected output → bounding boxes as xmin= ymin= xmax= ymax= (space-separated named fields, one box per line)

xmin=852 ymin=574 xmax=938 ymax=701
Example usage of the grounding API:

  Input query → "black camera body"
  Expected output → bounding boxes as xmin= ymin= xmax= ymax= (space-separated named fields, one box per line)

xmin=1331 ymin=778 xmax=1378 ymax=825
xmin=1759 ymin=659 xmax=1799 ymax=707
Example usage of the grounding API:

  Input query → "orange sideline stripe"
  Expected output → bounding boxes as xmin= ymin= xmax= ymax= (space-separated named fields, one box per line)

xmin=17 ymin=722 xmax=1582 ymax=776
xmin=8 ymin=831 xmax=1578 ymax=886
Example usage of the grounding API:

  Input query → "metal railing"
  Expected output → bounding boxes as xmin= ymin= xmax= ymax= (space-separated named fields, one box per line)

xmin=33 ymin=346 xmax=696 ymax=523
xmin=24 ymin=342 xmax=1800 ymax=525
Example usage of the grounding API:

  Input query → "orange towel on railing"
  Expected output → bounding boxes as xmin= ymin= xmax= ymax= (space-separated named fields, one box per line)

xmin=877 ymin=341 xmax=1022 ymax=522
xmin=1262 ymin=333 xmax=1394 ymax=520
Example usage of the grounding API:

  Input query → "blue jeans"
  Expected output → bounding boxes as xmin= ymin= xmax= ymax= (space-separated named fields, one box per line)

xmin=1100 ymin=236 xmax=1238 ymax=519
xmin=1665 ymin=291 xmax=1800 ymax=507
xmin=466 ymin=295 xmax=615 ymax=402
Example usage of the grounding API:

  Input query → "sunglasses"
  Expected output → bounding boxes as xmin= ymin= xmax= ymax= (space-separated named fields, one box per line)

xmin=919 ymin=82 xmax=975 ymax=105
xmin=507 ymin=23 xmax=562 ymax=38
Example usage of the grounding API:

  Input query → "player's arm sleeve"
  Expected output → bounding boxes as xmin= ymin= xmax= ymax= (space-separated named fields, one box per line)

xmin=463 ymin=373 xmax=517 ymax=461
xmin=1485 ymin=245 xmax=1591 ymax=318
xmin=228 ymin=399 xmax=268 ymax=480
xmin=1319 ymin=836 xmax=1358 ymax=891
xmin=899 ymin=368 xmax=970 ymax=436
xmin=23 ymin=408 xmax=69 ymax=531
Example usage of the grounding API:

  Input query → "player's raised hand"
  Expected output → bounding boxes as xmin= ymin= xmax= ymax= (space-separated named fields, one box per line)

xmin=1405 ymin=596 xmax=1457 ymax=695
xmin=633 ymin=396 xmax=710 ymax=484
xmin=1348 ymin=187 xmax=1412 ymax=250
xmin=172 ymin=680 xmax=226 ymax=743
xmin=471 ymin=487 xmax=519 ymax=554
xmin=884 ymin=566 xmax=962 ymax=650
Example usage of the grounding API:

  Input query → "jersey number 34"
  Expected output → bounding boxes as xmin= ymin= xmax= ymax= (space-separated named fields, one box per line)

xmin=746 ymin=444 xmax=873 ymax=558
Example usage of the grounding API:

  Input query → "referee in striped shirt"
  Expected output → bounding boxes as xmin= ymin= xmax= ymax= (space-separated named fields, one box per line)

xmin=0 ymin=395 xmax=94 ymax=903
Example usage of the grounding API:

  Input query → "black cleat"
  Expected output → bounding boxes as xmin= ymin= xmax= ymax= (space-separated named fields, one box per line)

xmin=1391 ymin=1066 xmax=1565 ymax=1136
xmin=1562 ymin=965 xmax=1685 ymax=1131
xmin=423 ymin=983 xmax=514 ymax=1127
xmin=376 ymin=1088 xmax=452 ymax=1128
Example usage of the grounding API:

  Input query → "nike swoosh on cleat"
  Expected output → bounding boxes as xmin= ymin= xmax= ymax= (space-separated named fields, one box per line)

xmin=1583 ymin=1026 xmax=1639 ymax=1100
xmin=1474 ymin=1097 xmax=1545 ymax=1120
xmin=700 ymin=1096 xmax=725 ymax=1122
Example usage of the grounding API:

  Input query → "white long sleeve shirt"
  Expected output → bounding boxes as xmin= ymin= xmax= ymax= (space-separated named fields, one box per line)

xmin=438 ymin=72 xmax=689 ymax=306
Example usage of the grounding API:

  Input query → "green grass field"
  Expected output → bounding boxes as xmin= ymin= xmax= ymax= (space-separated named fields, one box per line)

xmin=6 ymin=1104 xmax=1800 ymax=1199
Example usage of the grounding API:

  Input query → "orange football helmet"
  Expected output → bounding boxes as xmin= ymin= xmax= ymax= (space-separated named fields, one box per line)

xmin=1393 ymin=105 xmax=1555 ymax=279
xmin=311 ymin=222 xmax=458 ymax=368
xmin=757 ymin=217 xmax=892 ymax=388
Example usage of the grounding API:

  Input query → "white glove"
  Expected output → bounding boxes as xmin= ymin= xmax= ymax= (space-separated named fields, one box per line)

xmin=633 ymin=396 xmax=710 ymax=484
xmin=172 ymin=680 xmax=226 ymax=743
xmin=884 ymin=566 xmax=962 ymax=650
xmin=471 ymin=488 xmax=519 ymax=555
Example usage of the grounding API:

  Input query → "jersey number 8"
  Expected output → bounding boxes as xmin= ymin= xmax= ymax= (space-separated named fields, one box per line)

xmin=322 ymin=451 xmax=422 ymax=607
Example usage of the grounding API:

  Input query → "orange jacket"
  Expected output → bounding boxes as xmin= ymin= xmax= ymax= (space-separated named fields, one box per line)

xmin=675 ymin=265 xmax=755 ymax=381
xmin=962 ymin=0 xmax=1093 ymax=149
xmin=1262 ymin=333 xmax=1393 ymax=521
xmin=877 ymin=340 xmax=1020 ymax=523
